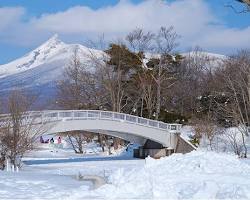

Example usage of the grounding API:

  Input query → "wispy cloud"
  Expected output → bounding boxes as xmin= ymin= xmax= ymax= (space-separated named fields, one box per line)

xmin=0 ymin=0 xmax=249 ymax=54
xmin=0 ymin=7 xmax=25 ymax=30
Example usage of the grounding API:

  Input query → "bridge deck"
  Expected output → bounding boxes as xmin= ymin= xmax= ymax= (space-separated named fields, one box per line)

xmin=25 ymin=110 xmax=182 ymax=133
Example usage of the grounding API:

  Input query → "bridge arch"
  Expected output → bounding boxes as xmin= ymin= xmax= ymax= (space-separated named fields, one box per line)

xmin=43 ymin=110 xmax=181 ymax=148
xmin=1 ymin=110 xmax=195 ymax=155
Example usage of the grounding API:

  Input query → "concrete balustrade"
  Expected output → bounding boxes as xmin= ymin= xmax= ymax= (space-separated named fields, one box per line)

xmin=0 ymin=110 xmax=195 ymax=157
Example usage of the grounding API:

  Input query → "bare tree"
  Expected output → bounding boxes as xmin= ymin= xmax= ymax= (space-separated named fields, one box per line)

xmin=193 ymin=117 xmax=218 ymax=150
xmin=126 ymin=28 xmax=154 ymax=60
xmin=126 ymin=27 xmax=179 ymax=119
xmin=213 ymin=51 xmax=250 ymax=157
xmin=57 ymin=48 xmax=103 ymax=109
xmin=0 ymin=89 xmax=46 ymax=169
xmin=89 ymin=42 xmax=143 ymax=148
xmin=221 ymin=128 xmax=246 ymax=157
xmin=101 ymin=44 xmax=142 ymax=147
xmin=173 ymin=47 xmax=216 ymax=117
xmin=226 ymin=0 xmax=250 ymax=12
xmin=57 ymin=48 xmax=103 ymax=153
xmin=152 ymin=27 xmax=179 ymax=120
xmin=138 ymin=71 xmax=156 ymax=118
xmin=61 ymin=131 xmax=94 ymax=154
xmin=126 ymin=28 xmax=156 ymax=118
xmin=237 ymin=0 xmax=250 ymax=5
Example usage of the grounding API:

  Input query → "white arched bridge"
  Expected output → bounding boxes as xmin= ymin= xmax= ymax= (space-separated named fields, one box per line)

xmin=2 ymin=110 xmax=196 ymax=157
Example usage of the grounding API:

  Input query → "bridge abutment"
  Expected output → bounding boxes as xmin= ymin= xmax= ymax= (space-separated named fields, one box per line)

xmin=133 ymin=134 xmax=196 ymax=159
xmin=133 ymin=139 xmax=175 ymax=159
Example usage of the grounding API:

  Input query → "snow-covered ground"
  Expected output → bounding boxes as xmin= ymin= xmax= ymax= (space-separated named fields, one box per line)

xmin=181 ymin=125 xmax=250 ymax=155
xmin=0 ymin=139 xmax=250 ymax=200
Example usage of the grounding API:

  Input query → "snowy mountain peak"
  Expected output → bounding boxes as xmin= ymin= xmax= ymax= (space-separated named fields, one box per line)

xmin=38 ymin=34 xmax=64 ymax=51
xmin=46 ymin=34 xmax=60 ymax=44
xmin=0 ymin=35 xmax=104 ymax=92
xmin=0 ymin=34 xmax=68 ymax=78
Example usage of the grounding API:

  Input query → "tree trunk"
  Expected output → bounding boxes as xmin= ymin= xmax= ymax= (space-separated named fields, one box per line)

xmin=155 ymin=81 xmax=161 ymax=120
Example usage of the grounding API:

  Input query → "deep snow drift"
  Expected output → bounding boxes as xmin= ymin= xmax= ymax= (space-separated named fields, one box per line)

xmin=78 ymin=151 xmax=250 ymax=199
xmin=0 ymin=150 xmax=249 ymax=199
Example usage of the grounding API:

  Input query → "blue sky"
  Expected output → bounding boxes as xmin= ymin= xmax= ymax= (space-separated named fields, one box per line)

xmin=0 ymin=0 xmax=249 ymax=64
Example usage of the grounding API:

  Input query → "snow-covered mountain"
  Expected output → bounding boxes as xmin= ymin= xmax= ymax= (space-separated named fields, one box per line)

xmin=181 ymin=51 xmax=226 ymax=71
xmin=181 ymin=51 xmax=226 ymax=60
xmin=0 ymin=35 xmax=104 ymax=107
xmin=0 ymin=34 xmax=103 ymax=80
xmin=0 ymin=35 xmax=226 ymax=108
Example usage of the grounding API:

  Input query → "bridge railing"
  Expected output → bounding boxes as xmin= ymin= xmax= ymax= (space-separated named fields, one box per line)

xmin=40 ymin=110 xmax=182 ymax=133
xmin=0 ymin=110 xmax=182 ymax=132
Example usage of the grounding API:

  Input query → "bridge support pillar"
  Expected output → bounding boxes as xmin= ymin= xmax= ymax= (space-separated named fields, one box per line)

xmin=133 ymin=136 xmax=196 ymax=159
xmin=133 ymin=139 xmax=175 ymax=159
xmin=134 ymin=147 xmax=174 ymax=159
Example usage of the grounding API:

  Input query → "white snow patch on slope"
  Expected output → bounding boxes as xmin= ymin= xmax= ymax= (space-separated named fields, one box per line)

xmin=182 ymin=51 xmax=227 ymax=60
xmin=1 ymin=151 xmax=250 ymax=199
xmin=75 ymin=151 xmax=250 ymax=199
xmin=0 ymin=34 xmax=103 ymax=78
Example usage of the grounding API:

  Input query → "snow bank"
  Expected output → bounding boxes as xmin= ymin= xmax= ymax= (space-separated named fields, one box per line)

xmin=2 ymin=151 xmax=250 ymax=199
xmin=76 ymin=151 xmax=250 ymax=199
xmin=181 ymin=125 xmax=250 ymax=155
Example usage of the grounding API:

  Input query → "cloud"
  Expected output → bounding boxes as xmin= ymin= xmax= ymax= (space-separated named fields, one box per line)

xmin=34 ymin=1 xmax=214 ymax=34
xmin=0 ymin=0 xmax=249 ymax=54
xmin=0 ymin=7 xmax=25 ymax=30
xmin=197 ymin=26 xmax=250 ymax=51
